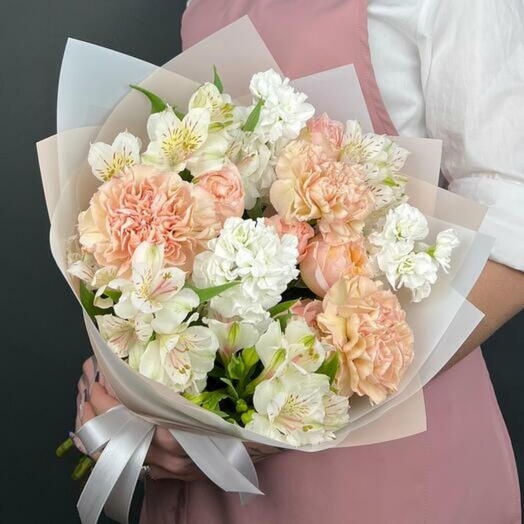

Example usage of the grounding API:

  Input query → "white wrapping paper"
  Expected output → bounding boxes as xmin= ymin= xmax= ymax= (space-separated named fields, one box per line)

xmin=37 ymin=17 xmax=493 ymax=523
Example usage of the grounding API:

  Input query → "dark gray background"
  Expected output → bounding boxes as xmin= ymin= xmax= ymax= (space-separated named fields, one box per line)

xmin=1 ymin=1 xmax=522 ymax=522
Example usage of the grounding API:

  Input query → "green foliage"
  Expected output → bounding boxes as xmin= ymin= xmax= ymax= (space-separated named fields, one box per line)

xmin=317 ymin=352 xmax=339 ymax=385
xmin=269 ymin=299 xmax=298 ymax=318
xmin=242 ymin=98 xmax=264 ymax=132
xmin=213 ymin=65 xmax=224 ymax=93
xmin=79 ymin=280 xmax=107 ymax=320
xmin=186 ymin=281 xmax=240 ymax=302
xmin=129 ymin=84 xmax=167 ymax=114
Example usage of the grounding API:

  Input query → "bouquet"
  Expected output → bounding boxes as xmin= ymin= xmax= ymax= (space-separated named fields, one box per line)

xmin=38 ymin=17 xmax=492 ymax=524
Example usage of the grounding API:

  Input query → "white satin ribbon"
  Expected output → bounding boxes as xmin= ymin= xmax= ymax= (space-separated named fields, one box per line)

xmin=75 ymin=405 xmax=262 ymax=524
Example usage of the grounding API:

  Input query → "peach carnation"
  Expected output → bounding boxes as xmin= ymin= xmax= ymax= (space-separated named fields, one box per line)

xmin=264 ymin=215 xmax=314 ymax=262
xmin=290 ymin=298 xmax=323 ymax=334
xmin=300 ymin=234 xmax=371 ymax=297
xmin=300 ymin=113 xmax=344 ymax=159
xmin=78 ymin=165 xmax=219 ymax=276
xmin=316 ymin=275 xmax=414 ymax=404
xmin=270 ymin=140 xmax=374 ymax=244
xmin=195 ymin=164 xmax=245 ymax=222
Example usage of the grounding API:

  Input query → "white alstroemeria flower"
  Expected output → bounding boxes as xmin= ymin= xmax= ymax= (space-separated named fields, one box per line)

xmin=186 ymin=132 xmax=230 ymax=177
xmin=340 ymin=120 xmax=408 ymax=184
xmin=370 ymin=203 xmax=429 ymax=250
xmin=255 ymin=319 xmax=326 ymax=374
xmin=66 ymin=237 xmax=119 ymax=308
xmin=96 ymin=313 xmax=153 ymax=365
xmin=139 ymin=317 xmax=219 ymax=394
xmin=205 ymin=318 xmax=259 ymax=362
xmin=226 ymin=129 xmax=273 ymax=209
xmin=112 ymin=242 xmax=199 ymax=333
xmin=246 ymin=369 xmax=349 ymax=446
xmin=142 ymin=106 xmax=210 ymax=172
xmin=429 ymin=229 xmax=460 ymax=272
xmin=192 ymin=217 xmax=299 ymax=326
xmin=88 ymin=131 xmax=141 ymax=182
xmin=247 ymin=69 xmax=314 ymax=143
xmin=188 ymin=82 xmax=234 ymax=129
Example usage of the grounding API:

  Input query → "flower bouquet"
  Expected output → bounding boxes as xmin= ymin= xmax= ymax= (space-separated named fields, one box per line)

xmin=37 ymin=17 xmax=493 ymax=524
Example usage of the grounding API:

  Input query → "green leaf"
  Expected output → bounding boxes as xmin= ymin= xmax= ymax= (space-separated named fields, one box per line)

xmin=220 ymin=377 xmax=239 ymax=400
xmin=129 ymin=84 xmax=167 ymax=114
xmin=269 ymin=299 xmax=299 ymax=318
xmin=241 ymin=346 xmax=259 ymax=368
xmin=227 ymin=355 xmax=246 ymax=380
xmin=242 ymin=98 xmax=264 ymax=132
xmin=179 ymin=168 xmax=193 ymax=182
xmin=202 ymin=389 xmax=230 ymax=412
xmin=246 ymin=198 xmax=264 ymax=219
xmin=174 ymin=108 xmax=186 ymax=120
xmin=103 ymin=288 xmax=121 ymax=303
xmin=277 ymin=311 xmax=292 ymax=330
xmin=317 ymin=352 xmax=339 ymax=385
xmin=79 ymin=280 xmax=107 ymax=320
xmin=213 ymin=65 xmax=224 ymax=94
xmin=186 ymin=281 xmax=240 ymax=302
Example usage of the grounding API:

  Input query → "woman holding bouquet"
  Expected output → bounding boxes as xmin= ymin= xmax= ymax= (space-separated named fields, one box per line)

xmin=77 ymin=0 xmax=524 ymax=522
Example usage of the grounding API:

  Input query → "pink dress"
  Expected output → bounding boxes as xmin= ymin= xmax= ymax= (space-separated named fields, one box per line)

xmin=140 ymin=1 xmax=521 ymax=522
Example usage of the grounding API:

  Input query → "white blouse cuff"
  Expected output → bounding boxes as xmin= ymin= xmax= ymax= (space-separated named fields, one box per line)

xmin=449 ymin=176 xmax=524 ymax=271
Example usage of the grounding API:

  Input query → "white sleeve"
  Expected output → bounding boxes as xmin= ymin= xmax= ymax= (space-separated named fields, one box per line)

xmin=420 ymin=0 xmax=524 ymax=270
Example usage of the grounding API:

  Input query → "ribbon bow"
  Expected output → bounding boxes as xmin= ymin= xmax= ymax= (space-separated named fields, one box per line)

xmin=76 ymin=405 xmax=262 ymax=524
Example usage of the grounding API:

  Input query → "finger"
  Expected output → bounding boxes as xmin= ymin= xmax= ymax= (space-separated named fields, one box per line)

xmin=146 ymin=445 xmax=203 ymax=481
xmin=151 ymin=428 xmax=188 ymax=456
xmin=147 ymin=463 xmax=204 ymax=482
xmin=81 ymin=357 xmax=96 ymax=383
xmin=89 ymin=383 xmax=120 ymax=416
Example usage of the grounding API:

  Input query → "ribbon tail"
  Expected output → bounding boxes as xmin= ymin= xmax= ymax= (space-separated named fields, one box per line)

xmin=104 ymin=427 xmax=154 ymax=524
xmin=77 ymin=416 xmax=153 ymax=524
xmin=170 ymin=430 xmax=263 ymax=496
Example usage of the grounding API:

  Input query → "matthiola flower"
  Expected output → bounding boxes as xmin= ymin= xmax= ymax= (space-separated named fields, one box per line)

xmin=369 ymin=203 xmax=429 ymax=251
xmin=111 ymin=242 xmax=199 ymax=334
xmin=138 ymin=314 xmax=219 ymax=394
xmin=247 ymin=69 xmax=314 ymax=143
xmin=255 ymin=318 xmax=326 ymax=375
xmin=88 ymin=131 xmax=141 ymax=182
xmin=142 ymin=106 xmax=210 ymax=172
xmin=428 ymin=229 xmax=460 ymax=272
xmin=246 ymin=368 xmax=349 ymax=446
xmin=192 ymin=217 xmax=299 ymax=326
xmin=226 ymin=130 xmax=273 ymax=209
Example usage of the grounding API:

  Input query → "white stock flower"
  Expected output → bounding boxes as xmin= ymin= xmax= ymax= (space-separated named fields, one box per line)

xmin=226 ymin=130 xmax=273 ymax=209
xmin=192 ymin=217 xmax=299 ymax=326
xmin=96 ymin=313 xmax=152 ymax=364
xmin=389 ymin=251 xmax=438 ymax=302
xmin=255 ymin=318 xmax=326 ymax=374
xmin=88 ymin=131 xmax=141 ymax=182
xmin=139 ymin=316 xmax=219 ymax=393
xmin=112 ymin=242 xmax=199 ymax=333
xmin=246 ymin=368 xmax=349 ymax=446
xmin=142 ymin=106 xmax=210 ymax=172
xmin=370 ymin=203 xmax=429 ymax=250
xmin=430 ymin=229 xmax=460 ymax=272
xmin=247 ymin=69 xmax=314 ymax=143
